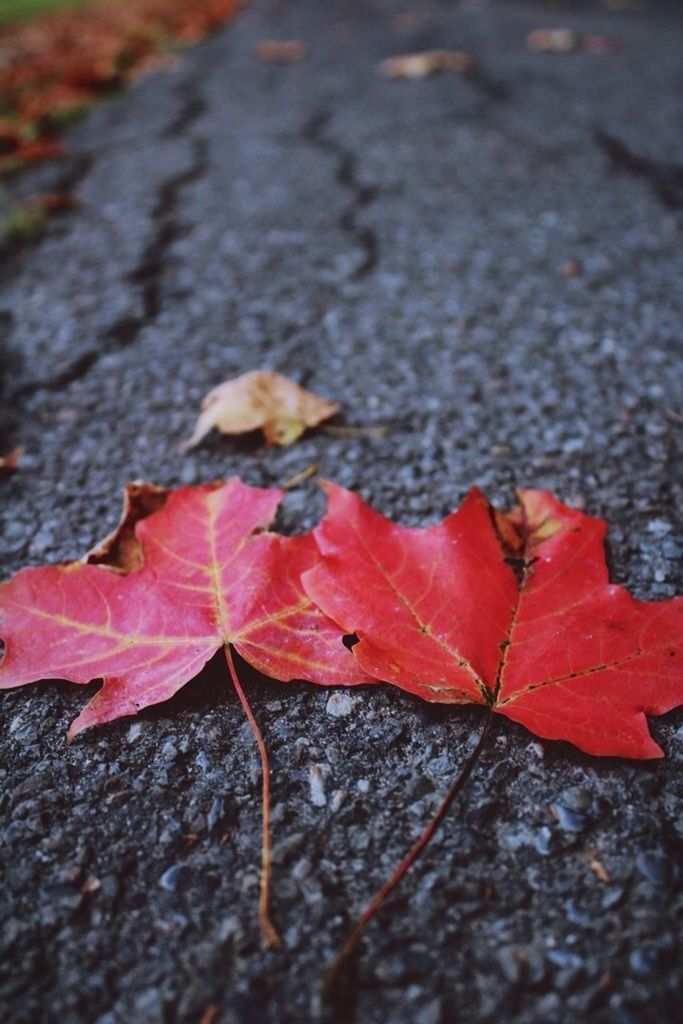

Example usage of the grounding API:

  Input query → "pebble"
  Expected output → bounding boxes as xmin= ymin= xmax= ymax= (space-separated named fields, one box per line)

xmin=413 ymin=998 xmax=442 ymax=1024
xmin=551 ymin=802 xmax=587 ymax=833
xmin=271 ymin=833 xmax=305 ymax=865
xmin=206 ymin=798 xmax=222 ymax=831
xmin=325 ymin=692 xmax=356 ymax=718
xmin=159 ymin=864 xmax=191 ymax=892
xmin=132 ymin=988 xmax=164 ymax=1023
xmin=330 ymin=788 xmax=346 ymax=812
xmin=497 ymin=945 xmax=523 ymax=984
xmin=500 ymin=824 xmax=536 ymax=851
xmin=634 ymin=848 xmax=670 ymax=886
xmin=547 ymin=949 xmax=583 ymax=970
xmin=601 ymin=887 xmax=623 ymax=910
xmin=628 ymin=944 xmax=661 ymax=976
xmin=160 ymin=741 xmax=178 ymax=762
xmin=99 ymin=875 xmax=120 ymax=903
xmin=560 ymin=786 xmax=592 ymax=812
xmin=309 ymin=764 xmax=327 ymax=807
xmin=535 ymin=826 xmax=552 ymax=855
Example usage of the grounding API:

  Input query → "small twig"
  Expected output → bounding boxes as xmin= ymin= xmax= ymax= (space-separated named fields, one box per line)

xmin=280 ymin=463 xmax=319 ymax=490
xmin=198 ymin=1004 xmax=220 ymax=1024
xmin=664 ymin=408 xmax=683 ymax=425
xmin=323 ymin=424 xmax=388 ymax=438
xmin=321 ymin=713 xmax=494 ymax=1000
xmin=224 ymin=645 xmax=280 ymax=948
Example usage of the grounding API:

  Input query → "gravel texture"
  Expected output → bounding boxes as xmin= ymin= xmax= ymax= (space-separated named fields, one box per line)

xmin=1 ymin=1 xmax=682 ymax=1022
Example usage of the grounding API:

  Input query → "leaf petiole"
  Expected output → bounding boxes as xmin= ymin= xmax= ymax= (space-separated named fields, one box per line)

xmin=224 ymin=645 xmax=280 ymax=949
xmin=321 ymin=712 xmax=494 ymax=999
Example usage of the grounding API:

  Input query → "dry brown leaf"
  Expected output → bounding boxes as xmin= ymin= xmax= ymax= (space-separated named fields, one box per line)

xmin=377 ymin=49 xmax=473 ymax=79
xmin=527 ymin=28 xmax=618 ymax=55
xmin=85 ymin=481 xmax=170 ymax=572
xmin=180 ymin=371 xmax=340 ymax=450
xmin=255 ymin=40 xmax=307 ymax=63
xmin=527 ymin=28 xmax=578 ymax=53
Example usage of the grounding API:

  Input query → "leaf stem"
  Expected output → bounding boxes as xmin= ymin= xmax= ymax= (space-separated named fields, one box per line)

xmin=321 ymin=712 xmax=494 ymax=999
xmin=224 ymin=645 xmax=280 ymax=949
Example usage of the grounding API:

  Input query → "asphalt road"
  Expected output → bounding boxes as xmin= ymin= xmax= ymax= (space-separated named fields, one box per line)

xmin=1 ymin=1 xmax=682 ymax=1022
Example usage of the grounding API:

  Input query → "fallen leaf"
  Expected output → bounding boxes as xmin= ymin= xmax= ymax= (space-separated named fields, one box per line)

xmin=526 ymin=28 xmax=578 ymax=53
xmin=378 ymin=49 xmax=473 ymax=79
xmin=180 ymin=371 xmax=340 ymax=450
xmin=0 ymin=477 xmax=367 ymax=737
xmin=303 ymin=484 xmax=683 ymax=759
xmin=526 ymin=28 xmax=618 ymax=55
xmin=255 ymin=39 xmax=307 ymax=63
xmin=0 ymin=477 xmax=370 ymax=947
xmin=85 ymin=480 xmax=169 ymax=573
xmin=0 ymin=0 xmax=242 ymax=173
xmin=0 ymin=447 xmax=23 ymax=472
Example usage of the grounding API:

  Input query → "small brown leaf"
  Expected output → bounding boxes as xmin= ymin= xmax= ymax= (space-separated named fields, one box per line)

xmin=85 ymin=481 xmax=170 ymax=572
xmin=180 ymin=371 xmax=340 ymax=450
xmin=255 ymin=40 xmax=307 ymax=63
xmin=527 ymin=28 xmax=618 ymax=55
xmin=527 ymin=28 xmax=578 ymax=53
xmin=377 ymin=49 xmax=473 ymax=79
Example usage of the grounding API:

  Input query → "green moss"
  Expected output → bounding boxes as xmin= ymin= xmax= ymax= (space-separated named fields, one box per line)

xmin=0 ymin=0 xmax=95 ymax=25
xmin=1 ymin=199 xmax=47 ymax=240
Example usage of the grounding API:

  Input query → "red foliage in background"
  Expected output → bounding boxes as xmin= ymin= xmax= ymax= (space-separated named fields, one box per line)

xmin=0 ymin=0 xmax=241 ymax=170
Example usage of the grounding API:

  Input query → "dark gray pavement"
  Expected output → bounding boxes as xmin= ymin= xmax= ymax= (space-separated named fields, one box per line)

xmin=1 ymin=1 xmax=682 ymax=1021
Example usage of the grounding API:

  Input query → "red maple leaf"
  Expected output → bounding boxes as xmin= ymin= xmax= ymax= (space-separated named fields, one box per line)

xmin=303 ymin=482 xmax=683 ymax=993
xmin=303 ymin=483 xmax=683 ymax=759
xmin=0 ymin=477 xmax=369 ymax=945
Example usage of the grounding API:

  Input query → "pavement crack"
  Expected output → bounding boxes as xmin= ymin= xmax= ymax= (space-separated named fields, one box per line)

xmin=464 ymin=64 xmax=510 ymax=103
xmin=129 ymin=131 xmax=208 ymax=322
xmin=596 ymin=129 xmax=683 ymax=211
xmin=302 ymin=110 xmax=379 ymax=280
xmin=12 ymin=81 xmax=208 ymax=400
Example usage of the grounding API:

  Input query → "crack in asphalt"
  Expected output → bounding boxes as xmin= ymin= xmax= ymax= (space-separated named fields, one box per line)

xmin=11 ymin=81 xmax=209 ymax=401
xmin=596 ymin=129 xmax=683 ymax=212
xmin=464 ymin=64 xmax=510 ymax=103
xmin=302 ymin=110 xmax=379 ymax=280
